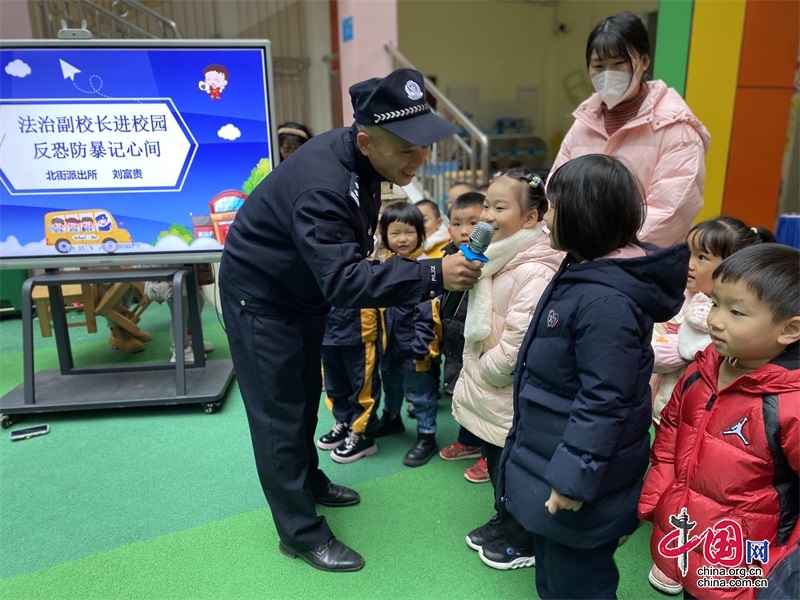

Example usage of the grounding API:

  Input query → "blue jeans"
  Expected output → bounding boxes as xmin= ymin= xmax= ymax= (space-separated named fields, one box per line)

xmin=381 ymin=365 xmax=438 ymax=434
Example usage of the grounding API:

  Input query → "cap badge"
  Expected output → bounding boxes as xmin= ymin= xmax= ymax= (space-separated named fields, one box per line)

xmin=405 ymin=80 xmax=423 ymax=101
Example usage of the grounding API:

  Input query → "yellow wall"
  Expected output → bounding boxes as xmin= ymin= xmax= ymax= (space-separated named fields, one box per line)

xmin=398 ymin=0 xmax=658 ymax=148
xmin=684 ymin=0 xmax=747 ymax=222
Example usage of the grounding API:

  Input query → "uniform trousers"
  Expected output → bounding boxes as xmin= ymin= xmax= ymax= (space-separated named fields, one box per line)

xmin=321 ymin=342 xmax=381 ymax=435
xmin=221 ymin=289 xmax=333 ymax=551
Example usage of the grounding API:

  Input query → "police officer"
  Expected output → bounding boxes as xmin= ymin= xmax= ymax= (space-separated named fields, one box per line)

xmin=219 ymin=68 xmax=483 ymax=572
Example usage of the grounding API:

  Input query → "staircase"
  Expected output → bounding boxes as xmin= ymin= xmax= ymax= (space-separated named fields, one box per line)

xmin=385 ymin=43 xmax=490 ymax=207
xmin=28 ymin=2 xmax=487 ymax=207
xmin=30 ymin=0 xmax=180 ymax=40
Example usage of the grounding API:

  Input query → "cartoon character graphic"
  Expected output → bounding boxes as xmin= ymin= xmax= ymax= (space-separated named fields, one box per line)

xmin=66 ymin=216 xmax=80 ymax=232
xmin=198 ymin=64 xmax=229 ymax=100
xmin=50 ymin=216 xmax=65 ymax=233
xmin=81 ymin=216 xmax=95 ymax=232
xmin=95 ymin=212 xmax=113 ymax=231
xmin=44 ymin=209 xmax=132 ymax=254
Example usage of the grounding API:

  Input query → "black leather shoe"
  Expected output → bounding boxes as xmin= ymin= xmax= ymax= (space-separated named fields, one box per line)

xmin=279 ymin=537 xmax=364 ymax=572
xmin=314 ymin=482 xmax=360 ymax=507
xmin=403 ymin=433 xmax=438 ymax=467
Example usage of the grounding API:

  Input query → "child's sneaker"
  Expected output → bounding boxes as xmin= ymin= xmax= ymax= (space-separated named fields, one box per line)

xmin=188 ymin=334 xmax=214 ymax=353
xmin=648 ymin=564 xmax=683 ymax=595
xmin=439 ymin=441 xmax=482 ymax=461
xmin=331 ymin=431 xmax=377 ymax=463
xmin=316 ymin=421 xmax=350 ymax=450
xmin=479 ymin=539 xmax=536 ymax=570
xmin=373 ymin=412 xmax=405 ymax=437
xmin=466 ymin=514 xmax=503 ymax=551
xmin=464 ymin=457 xmax=490 ymax=483
xmin=170 ymin=346 xmax=205 ymax=363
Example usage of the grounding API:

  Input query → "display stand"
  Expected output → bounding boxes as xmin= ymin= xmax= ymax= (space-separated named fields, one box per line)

xmin=0 ymin=266 xmax=235 ymax=428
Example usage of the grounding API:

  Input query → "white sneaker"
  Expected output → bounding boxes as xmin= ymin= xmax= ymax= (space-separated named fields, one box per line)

xmin=188 ymin=335 xmax=214 ymax=353
xmin=648 ymin=564 xmax=683 ymax=595
xmin=170 ymin=346 xmax=206 ymax=363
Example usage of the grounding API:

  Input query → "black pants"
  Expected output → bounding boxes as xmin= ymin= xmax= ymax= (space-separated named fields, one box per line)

xmin=321 ymin=342 xmax=380 ymax=435
xmin=222 ymin=290 xmax=333 ymax=551
xmin=533 ymin=534 xmax=620 ymax=599
xmin=483 ymin=440 xmax=533 ymax=549
xmin=457 ymin=425 xmax=482 ymax=447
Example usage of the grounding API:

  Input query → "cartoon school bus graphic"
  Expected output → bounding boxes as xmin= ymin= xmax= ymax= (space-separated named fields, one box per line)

xmin=45 ymin=209 xmax=132 ymax=254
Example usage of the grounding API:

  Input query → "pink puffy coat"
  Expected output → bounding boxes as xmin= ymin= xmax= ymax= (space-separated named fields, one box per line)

xmin=552 ymin=80 xmax=711 ymax=248
xmin=451 ymin=229 xmax=563 ymax=447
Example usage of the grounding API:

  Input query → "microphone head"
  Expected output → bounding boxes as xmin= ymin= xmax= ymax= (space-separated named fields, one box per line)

xmin=467 ymin=221 xmax=494 ymax=255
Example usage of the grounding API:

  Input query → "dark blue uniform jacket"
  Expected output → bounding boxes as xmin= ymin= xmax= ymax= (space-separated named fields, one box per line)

xmin=498 ymin=242 xmax=689 ymax=549
xmin=381 ymin=296 xmax=441 ymax=372
xmin=220 ymin=125 xmax=442 ymax=316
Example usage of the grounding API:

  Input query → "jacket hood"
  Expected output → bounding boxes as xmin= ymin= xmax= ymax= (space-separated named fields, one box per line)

xmin=695 ymin=341 xmax=800 ymax=395
xmin=575 ymin=80 xmax=711 ymax=152
xmin=423 ymin=225 xmax=451 ymax=252
xmin=559 ymin=242 xmax=689 ymax=323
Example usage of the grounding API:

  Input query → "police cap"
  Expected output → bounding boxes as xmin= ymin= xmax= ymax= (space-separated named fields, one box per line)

xmin=349 ymin=68 xmax=458 ymax=147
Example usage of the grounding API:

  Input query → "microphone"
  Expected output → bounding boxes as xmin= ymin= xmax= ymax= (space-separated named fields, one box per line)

xmin=460 ymin=221 xmax=494 ymax=263
xmin=441 ymin=221 xmax=494 ymax=318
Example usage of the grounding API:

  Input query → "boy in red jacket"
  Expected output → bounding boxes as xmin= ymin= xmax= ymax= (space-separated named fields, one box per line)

xmin=639 ymin=244 xmax=800 ymax=599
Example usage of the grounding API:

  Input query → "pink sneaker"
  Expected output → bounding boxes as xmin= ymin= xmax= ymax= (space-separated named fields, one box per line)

xmin=648 ymin=564 xmax=683 ymax=595
xmin=439 ymin=441 xmax=482 ymax=461
xmin=464 ymin=457 xmax=490 ymax=483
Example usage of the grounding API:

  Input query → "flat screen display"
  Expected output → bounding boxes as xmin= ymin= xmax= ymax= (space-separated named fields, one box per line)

xmin=0 ymin=39 xmax=277 ymax=269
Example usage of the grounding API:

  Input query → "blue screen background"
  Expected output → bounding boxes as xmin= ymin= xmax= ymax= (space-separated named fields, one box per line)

xmin=0 ymin=45 xmax=273 ymax=259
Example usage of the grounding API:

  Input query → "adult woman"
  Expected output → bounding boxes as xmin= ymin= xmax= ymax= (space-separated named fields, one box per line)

xmin=551 ymin=11 xmax=710 ymax=248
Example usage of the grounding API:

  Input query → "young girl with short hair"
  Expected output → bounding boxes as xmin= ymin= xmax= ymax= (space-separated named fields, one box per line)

xmin=374 ymin=202 xmax=442 ymax=467
xmin=497 ymin=154 xmax=688 ymax=598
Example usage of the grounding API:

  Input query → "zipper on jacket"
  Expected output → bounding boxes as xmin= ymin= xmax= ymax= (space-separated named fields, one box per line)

xmin=677 ymin=392 xmax=718 ymax=509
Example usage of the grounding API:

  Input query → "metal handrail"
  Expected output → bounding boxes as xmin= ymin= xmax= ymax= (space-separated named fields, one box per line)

xmin=384 ymin=43 xmax=490 ymax=206
xmin=35 ymin=0 xmax=181 ymax=39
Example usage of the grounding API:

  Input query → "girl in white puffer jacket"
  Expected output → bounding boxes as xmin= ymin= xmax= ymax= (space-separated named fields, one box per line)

xmin=452 ymin=170 xmax=563 ymax=570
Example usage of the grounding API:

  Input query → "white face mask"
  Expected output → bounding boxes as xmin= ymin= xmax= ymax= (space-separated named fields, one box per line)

xmin=591 ymin=67 xmax=640 ymax=109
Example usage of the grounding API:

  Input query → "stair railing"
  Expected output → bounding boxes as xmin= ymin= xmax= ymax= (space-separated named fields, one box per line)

xmin=384 ymin=43 xmax=489 ymax=208
xmin=33 ymin=0 xmax=181 ymax=40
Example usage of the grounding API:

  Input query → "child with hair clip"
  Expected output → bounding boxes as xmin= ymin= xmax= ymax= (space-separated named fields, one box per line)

xmin=496 ymin=154 xmax=688 ymax=599
xmin=453 ymin=169 xmax=564 ymax=570
xmin=651 ymin=216 xmax=777 ymax=428
xmin=373 ymin=202 xmax=443 ymax=467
